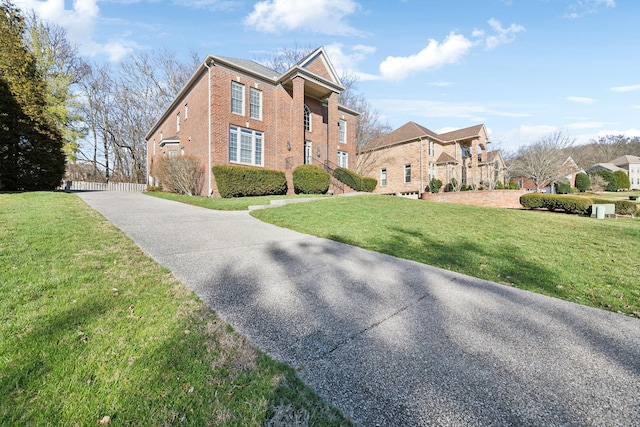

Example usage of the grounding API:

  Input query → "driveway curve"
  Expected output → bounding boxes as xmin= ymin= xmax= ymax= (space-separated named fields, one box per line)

xmin=77 ymin=191 xmax=640 ymax=426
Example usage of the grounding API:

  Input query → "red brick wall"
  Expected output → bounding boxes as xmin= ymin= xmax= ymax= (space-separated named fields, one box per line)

xmin=420 ymin=190 xmax=527 ymax=209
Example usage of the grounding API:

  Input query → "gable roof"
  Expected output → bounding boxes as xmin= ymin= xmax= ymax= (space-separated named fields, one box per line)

xmin=361 ymin=122 xmax=489 ymax=153
xmin=438 ymin=124 xmax=486 ymax=142
xmin=213 ymin=55 xmax=280 ymax=81
xmin=295 ymin=47 xmax=342 ymax=87
xmin=436 ymin=152 xmax=458 ymax=165
xmin=585 ymin=163 xmax=626 ymax=173
xmin=362 ymin=121 xmax=440 ymax=151
xmin=611 ymin=155 xmax=640 ymax=167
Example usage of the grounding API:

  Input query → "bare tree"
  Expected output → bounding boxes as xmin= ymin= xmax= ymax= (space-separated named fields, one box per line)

xmin=510 ymin=131 xmax=575 ymax=192
xmin=567 ymin=135 xmax=640 ymax=169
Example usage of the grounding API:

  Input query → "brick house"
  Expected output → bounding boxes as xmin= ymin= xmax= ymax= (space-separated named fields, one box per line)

xmin=586 ymin=155 xmax=640 ymax=190
xmin=145 ymin=47 xmax=359 ymax=196
xmin=514 ymin=156 xmax=583 ymax=193
xmin=358 ymin=121 xmax=505 ymax=196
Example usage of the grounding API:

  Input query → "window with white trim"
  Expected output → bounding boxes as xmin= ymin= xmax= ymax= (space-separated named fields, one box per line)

xmin=429 ymin=140 xmax=435 ymax=157
xmin=304 ymin=104 xmax=311 ymax=132
xmin=380 ymin=168 xmax=387 ymax=186
xmin=231 ymin=81 xmax=244 ymax=115
xmin=229 ymin=125 xmax=263 ymax=166
xmin=184 ymin=103 xmax=188 ymax=120
xmin=338 ymin=119 xmax=346 ymax=143
xmin=250 ymin=88 xmax=262 ymax=120
xmin=337 ymin=150 xmax=348 ymax=168
xmin=404 ymin=164 xmax=411 ymax=183
xmin=176 ymin=113 xmax=180 ymax=132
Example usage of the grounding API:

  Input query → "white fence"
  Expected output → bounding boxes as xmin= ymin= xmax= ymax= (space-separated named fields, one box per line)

xmin=61 ymin=181 xmax=146 ymax=192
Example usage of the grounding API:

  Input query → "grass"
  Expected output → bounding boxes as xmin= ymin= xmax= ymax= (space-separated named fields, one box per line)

xmin=0 ymin=192 xmax=352 ymax=426
xmin=146 ymin=191 xmax=327 ymax=210
xmin=251 ymin=195 xmax=640 ymax=318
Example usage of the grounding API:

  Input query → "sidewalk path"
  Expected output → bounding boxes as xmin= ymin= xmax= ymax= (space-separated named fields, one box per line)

xmin=77 ymin=191 xmax=640 ymax=426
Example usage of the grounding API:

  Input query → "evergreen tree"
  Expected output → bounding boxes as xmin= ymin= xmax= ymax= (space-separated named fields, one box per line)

xmin=0 ymin=0 xmax=65 ymax=190
xmin=575 ymin=172 xmax=590 ymax=192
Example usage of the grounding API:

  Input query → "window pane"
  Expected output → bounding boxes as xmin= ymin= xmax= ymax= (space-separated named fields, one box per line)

xmin=405 ymin=165 xmax=411 ymax=183
xmin=229 ymin=129 xmax=237 ymax=162
xmin=250 ymin=88 xmax=261 ymax=120
xmin=240 ymin=131 xmax=252 ymax=164
xmin=339 ymin=120 xmax=346 ymax=143
xmin=304 ymin=105 xmax=311 ymax=131
xmin=231 ymin=82 xmax=243 ymax=114
xmin=255 ymin=133 xmax=263 ymax=166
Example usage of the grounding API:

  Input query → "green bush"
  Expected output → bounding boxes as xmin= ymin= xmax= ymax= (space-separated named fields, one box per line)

xmin=429 ymin=178 xmax=443 ymax=193
xmin=212 ymin=165 xmax=287 ymax=198
xmin=575 ymin=173 xmax=590 ymax=192
xmin=590 ymin=169 xmax=617 ymax=192
xmin=292 ymin=164 xmax=330 ymax=194
xmin=333 ymin=167 xmax=377 ymax=192
xmin=555 ymin=181 xmax=572 ymax=194
xmin=146 ymin=185 xmax=162 ymax=192
xmin=520 ymin=193 xmax=592 ymax=215
xmin=613 ymin=170 xmax=631 ymax=190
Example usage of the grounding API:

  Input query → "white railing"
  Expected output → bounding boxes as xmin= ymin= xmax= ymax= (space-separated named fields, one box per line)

xmin=60 ymin=181 xmax=146 ymax=192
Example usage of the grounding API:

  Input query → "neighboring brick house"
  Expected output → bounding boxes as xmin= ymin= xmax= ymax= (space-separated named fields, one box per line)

xmin=586 ymin=155 xmax=640 ymax=190
xmin=513 ymin=156 xmax=583 ymax=193
xmin=145 ymin=47 xmax=359 ymax=196
xmin=358 ymin=121 xmax=505 ymax=195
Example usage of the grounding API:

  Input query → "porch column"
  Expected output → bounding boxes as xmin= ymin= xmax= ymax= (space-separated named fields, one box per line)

xmin=288 ymin=76 xmax=305 ymax=194
xmin=471 ymin=140 xmax=479 ymax=187
xmin=326 ymin=92 xmax=338 ymax=166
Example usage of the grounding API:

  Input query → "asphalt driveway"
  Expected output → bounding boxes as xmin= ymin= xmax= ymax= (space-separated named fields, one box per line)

xmin=77 ymin=191 xmax=640 ymax=426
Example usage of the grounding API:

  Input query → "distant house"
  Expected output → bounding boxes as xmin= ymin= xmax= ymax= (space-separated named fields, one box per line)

xmin=358 ymin=121 xmax=505 ymax=196
xmin=145 ymin=47 xmax=359 ymax=196
xmin=586 ymin=155 xmax=640 ymax=190
xmin=513 ymin=156 xmax=583 ymax=193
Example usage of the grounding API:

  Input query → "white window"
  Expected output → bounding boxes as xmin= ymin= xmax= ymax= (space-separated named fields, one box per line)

xmin=229 ymin=125 xmax=263 ymax=166
xmin=304 ymin=141 xmax=312 ymax=164
xmin=176 ymin=113 xmax=180 ymax=132
xmin=231 ymin=81 xmax=244 ymax=115
xmin=404 ymin=164 xmax=411 ymax=183
xmin=338 ymin=119 xmax=347 ymax=143
xmin=380 ymin=168 xmax=387 ymax=186
xmin=428 ymin=162 xmax=436 ymax=181
xmin=184 ymin=103 xmax=188 ymax=120
xmin=304 ymin=104 xmax=311 ymax=132
xmin=337 ymin=150 xmax=348 ymax=168
xmin=429 ymin=140 xmax=435 ymax=157
xmin=250 ymin=88 xmax=262 ymax=120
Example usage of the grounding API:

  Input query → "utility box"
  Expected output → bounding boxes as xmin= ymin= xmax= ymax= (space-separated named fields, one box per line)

xmin=591 ymin=203 xmax=615 ymax=219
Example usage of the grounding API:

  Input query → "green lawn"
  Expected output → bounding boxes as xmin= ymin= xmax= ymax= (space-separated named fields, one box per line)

xmin=0 ymin=192 xmax=351 ymax=426
xmin=251 ymin=195 xmax=640 ymax=318
xmin=146 ymin=191 xmax=327 ymax=210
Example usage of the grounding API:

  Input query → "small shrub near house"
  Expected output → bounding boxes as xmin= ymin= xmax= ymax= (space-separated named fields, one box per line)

xmin=213 ymin=165 xmax=287 ymax=198
xmin=613 ymin=170 xmax=631 ymax=190
xmin=152 ymin=155 xmax=203 ymax=196
xmin=293 ymin=164 xmax=330 ymax=194
xmin=428 ymin=178 xmax=443 ymax=193
xmin=333 ymin=167 xmax=377 ymax=192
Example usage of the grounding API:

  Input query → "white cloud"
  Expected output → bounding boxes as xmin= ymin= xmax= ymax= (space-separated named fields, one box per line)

xmin=567 ymin=121 xmax=607 ymax=129
xmin=565 ymin=96 xmax=596 ymax=105
xmin=597 ymin=128 xmax=640 ymax=137
xmin=14 ymin=0 xmax=133 ymax=61
xmin=379 ymin=33 xmax=473 ymax=80
xmin=324 ymin=43 xmax=379 ymax=81
xmin=495 ymin=125 xmax=559 ymax=150
xmin=244 ymin=0 xmax=363 ymax=35
xmin=610 ymin=84 xmax=640 ymax=92
xmin=565 ymin=0 xmax=615 ymax=19
xmin=483 ymin=18 xmax=525 ymax=50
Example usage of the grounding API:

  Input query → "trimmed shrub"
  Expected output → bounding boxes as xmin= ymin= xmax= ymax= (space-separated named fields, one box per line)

xmin=520 ymin=193 xmax=592 ymax=215
xmin=333 ymin=167 xmax=377 ymax=192
xmin=575 ymin=173 xmax=590 ymax=192
xmin=613 ymin=170 xmax=631 ymax=190
xmin=292 ymin=164 xmax=330 ymax=194
xmin=429 ymin=178 xmax=443 ymax=193
xmin=212 ymin=165 xmax=287 ymax=198
xmin=555 ymin=181 xmax=572 ymax=194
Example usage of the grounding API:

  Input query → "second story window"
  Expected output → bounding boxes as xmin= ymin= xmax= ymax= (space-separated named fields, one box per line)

xmin=304 ymin=104 xmax=311 ymax=132
xmin=338 ymin=119 xmax=346 ymax=143
xmin=231 ymin=81 xmax=244 ymax=115
xmin=176 ymin=113 xmax=180 ymax=132
xmin=184 ymin=103 xmax=188 ymax=120
xmin=404 ymin=164 xmax=411 ymax=183
xmin=250 ymin=88 xmax=262 ymax=120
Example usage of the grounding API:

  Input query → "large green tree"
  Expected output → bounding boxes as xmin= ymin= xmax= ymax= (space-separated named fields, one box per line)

xmin=0 ymin=0 xmax=65 ymax=190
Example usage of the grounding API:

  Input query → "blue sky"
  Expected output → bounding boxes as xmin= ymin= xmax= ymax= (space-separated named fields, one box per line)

xmin=14 ymin=0 xmax=640 ymax=151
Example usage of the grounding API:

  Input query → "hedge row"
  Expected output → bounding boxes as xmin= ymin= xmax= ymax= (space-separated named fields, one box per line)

xmin=212 ymin=165 xmax=287 ymax=198
xmin=292 ymin=164 xmax=330 ymax=194
xmin=333 ymin=167 xmax=377 ymax=192
xmin=519 ymin=193 xmax=592 ymax=215
xmin=520 ymin=193 xmax=639 ymax=216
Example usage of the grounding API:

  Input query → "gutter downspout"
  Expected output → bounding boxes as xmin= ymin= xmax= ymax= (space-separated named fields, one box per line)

xmin=204 ymin=59 xmax=212 ymax=196
xmin=419 ymin=137 xmax=423 ymax=198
